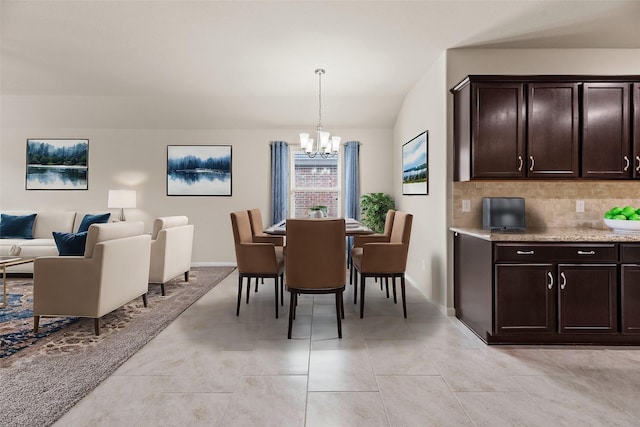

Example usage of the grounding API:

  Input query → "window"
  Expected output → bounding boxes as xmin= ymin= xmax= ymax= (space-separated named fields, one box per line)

xmin=290 ymin=150 xmax=341 ymax=218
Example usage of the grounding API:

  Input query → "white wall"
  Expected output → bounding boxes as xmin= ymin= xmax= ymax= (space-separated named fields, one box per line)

xmin=1 ymin=115 xmax=393 ymax=264
xmin=393 ymin=52 xmax=448 ymax=309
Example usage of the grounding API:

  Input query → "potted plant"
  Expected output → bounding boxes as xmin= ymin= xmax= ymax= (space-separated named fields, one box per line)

xmin=309 ymin=205 xmax=328 ymax=218
xmin=360 ymin=193 xmax=395 ymax=233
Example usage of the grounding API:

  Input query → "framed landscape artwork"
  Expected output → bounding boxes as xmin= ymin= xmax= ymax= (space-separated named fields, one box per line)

xmin=167 ymin=145 xmax=232 ymax=196
xmin=402 ymin=131 xmax=428 ymax=195
xmin=26 ymin=139 xmax=89 ymax=190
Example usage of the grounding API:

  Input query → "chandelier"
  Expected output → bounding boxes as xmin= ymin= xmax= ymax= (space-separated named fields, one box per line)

xmin=299 ymin=68 xmax=341 ymax=158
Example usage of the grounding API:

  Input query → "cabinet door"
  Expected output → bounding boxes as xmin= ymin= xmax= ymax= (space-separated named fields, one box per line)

xmin=527 ymin=83 xmax=579 ymax=178
xmin=495 ymin=264 xmax=555 ymax=334
xmin=471 ymin=83 xmax=525 ymax=179
xmin=582 ymin=83 xmax=631 ymax=178
xmin=633 ymin=83 xmax=640 ymax=178
xmin=557 ymin=264 xmax=618 ymax=333
xmin=621 ymin=265 xmax=640 ymax=333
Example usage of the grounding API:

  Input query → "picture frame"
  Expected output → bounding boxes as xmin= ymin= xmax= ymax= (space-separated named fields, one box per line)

xmin=26 ymin=139 xmax=89 ymax=190
xmin=402 ymin=131 xmax=428 ymax=195
xmin=167 ymin=145 xmax=232 ymax=196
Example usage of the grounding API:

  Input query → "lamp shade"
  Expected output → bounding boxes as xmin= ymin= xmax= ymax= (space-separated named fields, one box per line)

xmin=108 ymin=190 xmax=136 ymax=209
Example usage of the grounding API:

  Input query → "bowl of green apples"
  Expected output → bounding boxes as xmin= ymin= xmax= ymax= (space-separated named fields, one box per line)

xmin=604 ymin=206 xmax=640 ymax=233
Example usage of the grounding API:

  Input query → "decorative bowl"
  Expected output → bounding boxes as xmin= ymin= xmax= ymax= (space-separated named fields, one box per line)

xmin=603 ymin=218 xmax=640 ymax=233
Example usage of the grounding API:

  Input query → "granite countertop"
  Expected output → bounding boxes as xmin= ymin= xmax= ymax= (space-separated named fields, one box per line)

xmin=450 ymin=226 xmax=640 ymax=242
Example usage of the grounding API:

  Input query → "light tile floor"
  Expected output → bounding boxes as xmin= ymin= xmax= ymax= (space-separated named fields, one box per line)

xmin=56 ymin=270 xmax=640 ymax=426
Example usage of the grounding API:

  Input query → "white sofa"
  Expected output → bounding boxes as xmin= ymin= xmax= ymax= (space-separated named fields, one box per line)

xmin=33 ymin=221 xmax=151 ymax=335
xmin=0 ymin=210 xmax=109 ymax=273
xmin=149 ymin=216 xmax=194 ymax=295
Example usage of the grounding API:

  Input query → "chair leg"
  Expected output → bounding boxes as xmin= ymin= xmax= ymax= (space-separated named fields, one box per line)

xmin=392 ymin=277 xmax=397 ymax=304
xmin=353 ymin=270 xmax=358 ymax=304
xmin=236 ymin=276 xmax=243 ymax=316
xmin=293 ymin=292 xmax=298 ymax=319
xmin=274 ymin=277 xmax=279 ymax=319
xmin=335 ymin=291 xmax=343 ymax=339
xmin=160 ymin=283 xmax=166 ymax=296
xmin=349 ymin=264 xmax=353 ymax=285
xmin=142 ymin=293 xmax=148 ymax=307
xmin=94 ymin=318 xmax=100 ymax=336
xmin=360 ymin=275 xmax=366 ymax=319
xmin=34 ymin=316 xmax=40 ymax=334
xmin=184 ymin=271 xmax=189 ymax=282
xmin=288 ymin=291 xmax=296 ymax=339
xmin=401 ymin=275 xmax=407 ymax=318
xmin=255 ymin=277 xmax=259 ymax=292
xmin=246 ymin=278 xmax=251 ymax=304
xmin=280 ymin=273 xmax=284 ymax=306
xmin=340 ymin=290 xmax=345 ymax=320
xmin=385 ymin=277 xmax=390 ymax=298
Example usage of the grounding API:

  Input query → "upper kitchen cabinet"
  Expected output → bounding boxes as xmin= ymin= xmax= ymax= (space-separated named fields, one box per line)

xmin=453 ymin=79 xmax=525 ymax=180
xmin=581 ymin=82 xmax=630 ymax=179
xmin=527 ymin=83 xmax=579 ymax=178
xmin=634 ymin=83 xmax=640 ymax=178
xmin=452 ymin=75 xmax=640 ymax=182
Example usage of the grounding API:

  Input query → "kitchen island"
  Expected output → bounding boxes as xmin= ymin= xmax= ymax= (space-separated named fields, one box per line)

xmin=452 ymin=226 xmax=640 ymax=345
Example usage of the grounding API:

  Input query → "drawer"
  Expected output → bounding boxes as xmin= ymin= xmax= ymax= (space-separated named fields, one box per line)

xmin=494 ymin=243 xmax=618 ymax=263
xmin=621 ymin=244 xmax=640 ymax=263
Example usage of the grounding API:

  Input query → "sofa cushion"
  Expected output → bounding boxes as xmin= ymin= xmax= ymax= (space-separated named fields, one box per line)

xmin=77 ymin=213 xmax=111 ymax=233
xmin=53 ymin=231 xmax=89 ymax=256
xmin=0 ymin=213 xmax=37 ymax=239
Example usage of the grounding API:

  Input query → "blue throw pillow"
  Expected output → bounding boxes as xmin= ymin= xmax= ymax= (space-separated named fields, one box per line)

xmin=52 ymin=231 xmax=88 ymax=256
xmin=77 ymin=213 xmax=111 ymax=233
xmin=0 ymin=213 xmax=37 ymax=239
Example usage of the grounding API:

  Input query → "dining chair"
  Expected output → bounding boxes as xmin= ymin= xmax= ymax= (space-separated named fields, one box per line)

xmin=285 ymin=218 xmax=346 ymax=339
xmin=350 ymin=209 xmax=396 ymax=294
xmin=230 ymin=210 xmax=284 ymax=318
xmin=352 ymin=211 xmax=413 ymax=319
xmin=248 ymin=208 xmax=285 ymax=292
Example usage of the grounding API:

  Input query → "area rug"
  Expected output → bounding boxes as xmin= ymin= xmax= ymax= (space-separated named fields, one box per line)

xmin=0 ymin=266 xmax=235 ymax=427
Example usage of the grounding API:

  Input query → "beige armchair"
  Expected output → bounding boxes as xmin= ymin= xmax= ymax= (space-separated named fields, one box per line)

xmin=285 ymin=219 xmax=346 ymax=339
xmin=230 ymin=210 xmax=284 ymax=318
xmin=149 ymin=216 xmax=194 ymax=296
xmin=33 ymin=221 xmax=151 ymax=335
xmin=352 ymin=211 xmax=413 ymax=319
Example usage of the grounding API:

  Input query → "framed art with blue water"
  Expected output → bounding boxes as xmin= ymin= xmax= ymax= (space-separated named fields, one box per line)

xmin=402 ymin=131 xmax=428 ymax=195
xmin=167 ymin=145 xmax=232 ymax=196
xmin=26 ymin=139 xmax=89 ymax=190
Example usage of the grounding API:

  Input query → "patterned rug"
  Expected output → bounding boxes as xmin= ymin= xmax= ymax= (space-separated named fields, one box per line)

xmin=0 ymin=266 xmax=235 ymax=427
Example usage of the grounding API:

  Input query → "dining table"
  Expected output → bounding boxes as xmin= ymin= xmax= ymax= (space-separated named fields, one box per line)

xmin=264 ymin=218 xmax=373 ymax=236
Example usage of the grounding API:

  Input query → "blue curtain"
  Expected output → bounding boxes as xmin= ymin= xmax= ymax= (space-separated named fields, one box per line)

xmin=344 ymin=141 xmax=360 ymax=265
xmin=270 ymin=141 xmax=289 ymax=225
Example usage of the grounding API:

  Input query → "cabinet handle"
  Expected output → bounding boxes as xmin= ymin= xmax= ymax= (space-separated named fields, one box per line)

xmin=577 ymin=250 xmax=595 ymax=255
xmin=547 ymin=271 xmax=554 ymax=290
xmin=516 ymin=250 xmax=535 ymax=255
xmin=560 ymin=271 xmax=567 ymax=290
xmin=518 ymin=155 xmax=523 ymax=171
xmin=529 ymin=156 xmax=535 ymax=171
xmin=636 ymin=156 xmax=640 ymax=172
xmin=624 ymin=155 xmax=630 ymax=171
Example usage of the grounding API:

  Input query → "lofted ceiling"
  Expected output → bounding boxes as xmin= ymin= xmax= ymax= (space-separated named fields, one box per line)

xmin=2 ymin=0 xmax=640 ymax=129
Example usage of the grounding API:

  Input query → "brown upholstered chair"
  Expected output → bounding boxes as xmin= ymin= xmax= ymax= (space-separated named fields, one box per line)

xmin=350 ymin=209 xmax=396 ymax=292
xmin=285 ymin=219 xmax=346 ymax=339
xmin=248 ymin=208 xmax=284 ymax=292
xmin=352 ymin=211 xmax=413 ymax=319
xmin=248 ymin=208 xmax=284 ymax=246
xmin=230 ymin=210 xmax=284 ymax=318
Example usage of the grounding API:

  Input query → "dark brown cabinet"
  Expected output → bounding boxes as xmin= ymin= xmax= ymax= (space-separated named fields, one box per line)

xmin=453 ymin=234 xmax=635 ymax=344
xmin=452 ymin=75 xmax=640 ymax=181
xmin=495 ymin=264 xmax=555 ymax=334
xmin=581 ymin=82 xmax=631 ymax=178
xmin=527 ymin=83 xmax=579 ymax=178
xmin=621 ymin=244 xmax=640 ymax=333
xmin=471 ymin=83 xmax=525 ymax=179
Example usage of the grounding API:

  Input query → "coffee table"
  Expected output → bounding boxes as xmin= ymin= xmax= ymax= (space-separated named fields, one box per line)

xmin=0 ymin=256 xmax=35 ymax=308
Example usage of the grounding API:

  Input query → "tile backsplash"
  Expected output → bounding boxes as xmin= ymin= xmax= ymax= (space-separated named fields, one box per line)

xmin=453 ymin=181 xmax=640 ymax=229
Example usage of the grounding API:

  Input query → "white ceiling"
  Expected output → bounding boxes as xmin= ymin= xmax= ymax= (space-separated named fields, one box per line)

xmin=2 ymin=0 xmax=640 ymax=129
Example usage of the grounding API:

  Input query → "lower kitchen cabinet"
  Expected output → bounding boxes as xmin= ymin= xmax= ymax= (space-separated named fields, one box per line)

xmin=454 ymin=232 xmax=636 ymax=344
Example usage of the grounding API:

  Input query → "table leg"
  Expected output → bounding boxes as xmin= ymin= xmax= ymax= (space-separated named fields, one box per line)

xmin=1 ymin=264 xmax=6 ymax=309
